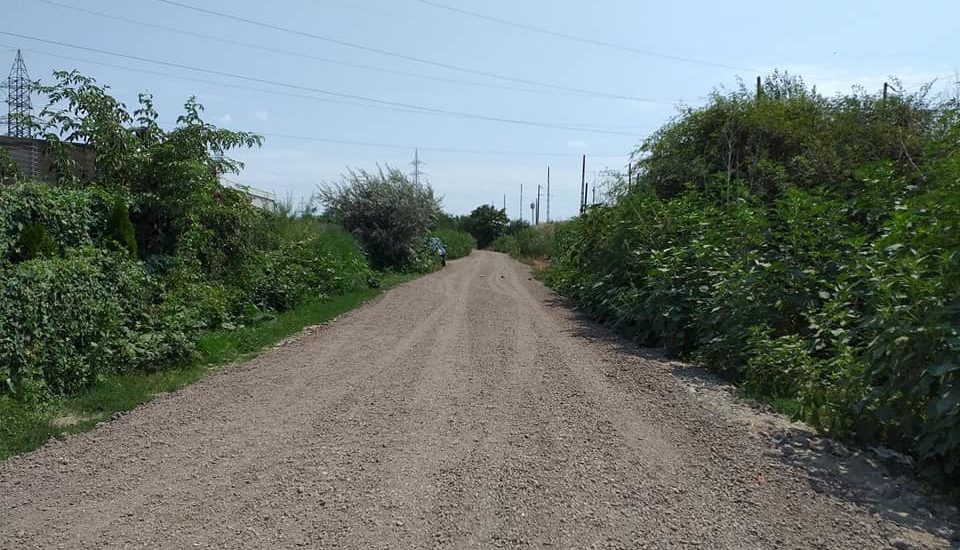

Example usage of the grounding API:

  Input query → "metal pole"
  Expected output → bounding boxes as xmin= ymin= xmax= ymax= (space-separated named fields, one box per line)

xmin=535 ymin=184 xmax=541 ymax=225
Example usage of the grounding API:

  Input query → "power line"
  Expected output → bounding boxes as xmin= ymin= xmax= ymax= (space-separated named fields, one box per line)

xmin=35 ymin=0 xmax=679 ymax=106
xmin=404 ymin=0 xmax=757 ymax=73
xmin=252 ymin=130 xmax=629 ymax=158
xmin=141 ymin=0 xmax=654 ymax=102
xmin=0 ymin=31 xmax=643 ymax=137
xmin=9 ymin=41 xmax=651 ymax=133
xmin=8 ymin=43 xmax=445 ymax=117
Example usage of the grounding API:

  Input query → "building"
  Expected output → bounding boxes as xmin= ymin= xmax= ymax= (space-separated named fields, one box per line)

xmin=0 ymin=135 xmax=96 ymax=184
xmin=221 ymin=178 xmax=279 ymax=211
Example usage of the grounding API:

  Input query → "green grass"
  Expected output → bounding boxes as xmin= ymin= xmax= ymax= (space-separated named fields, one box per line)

xmin=0 ymin=272 xmax=416 ymax=460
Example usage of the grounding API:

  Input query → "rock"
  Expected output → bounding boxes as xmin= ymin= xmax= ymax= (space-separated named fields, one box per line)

xmin=933 ymin=527 xmax=954 ymax=540
xmin=831 ymin=444 xmax=851 ymax=458
xmin=879 ymin=483 xmax=900 ymax=499
xmin=891 ymin=539 xmax=915 ymax=550
xmin=781 ymin=446 xmax=795 ymax=457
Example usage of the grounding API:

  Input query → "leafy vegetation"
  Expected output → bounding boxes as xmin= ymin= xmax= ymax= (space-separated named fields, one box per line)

xmin=0 ymin=73 xmax=393 ymax=422
xmin=316 ymin=166 xmax=441 ymax=270
xmin=462 ymin=204 xmax=508 ymax=249
xmin=0 ymin=68 xmax=475 ymax=458
xmin=0 ymin=272 xmax=414 ymax=459
xmin=493 ymin=223 xmax=558 ymax=260
xmin=542 ymin=74 xmax=960 ymax=475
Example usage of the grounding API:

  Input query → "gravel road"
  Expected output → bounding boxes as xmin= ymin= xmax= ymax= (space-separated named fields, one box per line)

xmin=1 ymin=251 xmax=958 ymax=549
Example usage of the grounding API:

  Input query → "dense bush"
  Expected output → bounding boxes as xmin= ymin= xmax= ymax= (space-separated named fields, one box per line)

xmin=245 ymin=224 xmax=373 ymax=311
xmin=0 ymin=182 xmax=114 ymax=262
xmin=0 ymin=248 xmax=190 ymax=397
xmin=493 ymin=223 xmax=558 ymax=259
xmin=316 ymin=166 xmax=440 ymax=269
xmin=431 ymin=228 xmax=475 ymax=260
xmin=544 ymin=75 xmax=960 ymax=474
xmin=0 ymin=72 xmax=377 ymax=401
xmin=462 ymin=204 xmax=508 ymax=248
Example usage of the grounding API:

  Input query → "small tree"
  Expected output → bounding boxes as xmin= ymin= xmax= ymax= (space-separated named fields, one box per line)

xmin=316 ymin=166 xmax=440 ymax=269
xmin=0 ymin=148 xmax=23 ymax=184
xmin=464 ymin=204 xmax=508 ymax=248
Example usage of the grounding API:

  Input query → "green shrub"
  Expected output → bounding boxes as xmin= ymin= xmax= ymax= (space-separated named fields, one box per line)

xmin=493 ymin=224 xmax=559 ymax=260
xmin=0 ymin=249 xmax=152 ymax=397
xmin=12 ymin=224 xmax=58 ymax=262
xmin=462 ymin=204 xmax=508 ymax=248
xmin=245 ymin=230 xmax=372 ymax=312
xmin=0 ymin=148 xmax=22 ymax=184
xmin=0 ymin=182 xmax=114 ymax=264
xmin=316 ymin=166 xmax=440 ymax=269
xmin=543 ymin=75 xmax=960 ymax=474
xmin=106 ymin=197 xmax=137 ymax=256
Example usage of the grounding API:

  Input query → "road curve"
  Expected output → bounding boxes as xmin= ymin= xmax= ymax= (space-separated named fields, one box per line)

xmin=1 ymin=251 xmax=957 ymax=549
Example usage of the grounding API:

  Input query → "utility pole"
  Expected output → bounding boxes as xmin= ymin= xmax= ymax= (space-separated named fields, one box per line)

xmin=535 ymin=184 xmax=541 ymax=225
xmin=756 ymin=76 xmax=762 ymax=100
xmin=883 ymin=82 xmax=889 ymax=100
xmin=628 ymin=162 xmax=633 ymax=188
xmin=519 ymin=183 xmax=523 ymax=222
xmin=546 ymin=166 xmax=551 ymax=223
xmin=4 ymin=49 xmax=32 ymax=138
xmin=410 ymin=148 xmax=427 ymax=185
xmin=580 ymin=154 xmax=587 ymax=213
xmin=503 ymin=193 xmax=506 ymax=213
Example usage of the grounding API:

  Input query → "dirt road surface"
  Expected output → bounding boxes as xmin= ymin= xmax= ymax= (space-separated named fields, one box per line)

xmin=2 ymin=251 xmax=958 ymax=549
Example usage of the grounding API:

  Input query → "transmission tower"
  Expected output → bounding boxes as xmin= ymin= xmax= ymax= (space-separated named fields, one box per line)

xmin=3 ymin=50 xmax=33 ymax=138
xmin=409 ymin=148 xmax=428 ymax=185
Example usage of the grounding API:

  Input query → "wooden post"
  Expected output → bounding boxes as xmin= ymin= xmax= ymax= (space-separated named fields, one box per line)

xmin=546 ymin=166 xmax=551 ymax=223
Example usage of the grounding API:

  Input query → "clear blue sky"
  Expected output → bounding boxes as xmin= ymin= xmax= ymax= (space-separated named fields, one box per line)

xmin=6 ymin=0 xmax=958 ymax=220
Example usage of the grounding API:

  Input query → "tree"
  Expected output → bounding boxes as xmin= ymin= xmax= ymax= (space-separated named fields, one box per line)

xmin=26 ymin=71 xmax=264 ymax=276
xmin=464 ymin=204 xmax=508 ymax=249
xmin=316 ymin=166 xmax=440 ymax=269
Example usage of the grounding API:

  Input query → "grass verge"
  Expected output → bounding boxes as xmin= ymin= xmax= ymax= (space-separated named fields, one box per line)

xmin=0 ymin=272 xmax=416 ymax=460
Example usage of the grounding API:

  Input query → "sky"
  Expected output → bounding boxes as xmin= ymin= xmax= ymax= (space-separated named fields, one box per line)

xmin=5 ymin=0 xmax=959 ymax=220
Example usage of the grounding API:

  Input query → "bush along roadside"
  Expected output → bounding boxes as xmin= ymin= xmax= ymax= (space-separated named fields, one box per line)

xmin=493 ymin=223 xmax=559 ymax=262
xmin=544 ymin=73 xmax=960 ymax=478
xmin=0 ymin=272 xmax=416 ymax=460
xmin=0 ymin=71 xmax=440 ymax=459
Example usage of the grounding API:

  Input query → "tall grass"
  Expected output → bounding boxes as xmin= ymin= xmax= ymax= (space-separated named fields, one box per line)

xmin=493 ymin=224 xmax=559 ymax=260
